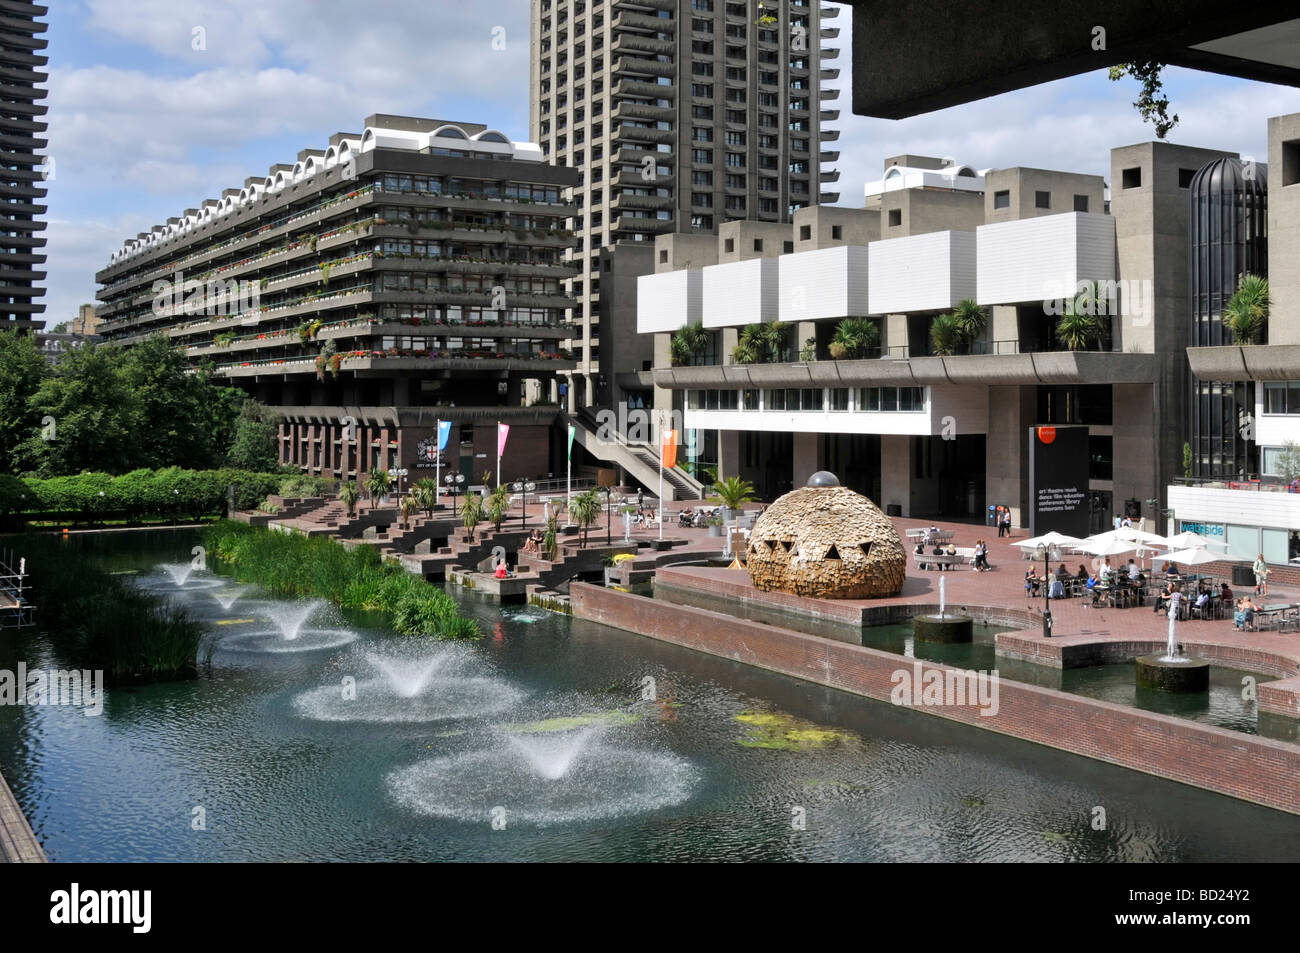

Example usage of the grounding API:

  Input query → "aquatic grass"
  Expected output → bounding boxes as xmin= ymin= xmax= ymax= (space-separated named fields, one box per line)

xmin=735 ymin=709 xmax=847 ymax=750
xmin=15 ymin=534 xmax=205 ymax=683
xmin=205 ymin=520 xmax=478 ymax=640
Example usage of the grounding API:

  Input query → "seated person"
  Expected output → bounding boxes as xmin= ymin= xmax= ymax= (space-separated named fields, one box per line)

xmin=1220 ymin=582 xmax=1233 ymax=602
xmin=1127 ymin=559 xmax=1141 ymax=582
xmin=522 ymin=530 xmax=540 ymax=554
xmin=1075 ymin=564 xmax=1089 ymax=582
xmin=1193 ymin=590 xmax=1211 ymax=613
xmin=932 ymin=545 xmax=945 ymax=556
xmin=494 ymin=559 xmax=511 ymax=580
xmin=1153 ymin=582 xmax=1175 ymax=614
xmin=914 ymin=542 xmax=926 ymax=556
xmin=1048 ymin=578 xmax=1065 ymax=599
xmin=945 ymin=543 xmax=957 ymax=557
xmin=1025 ymin=569 xmax=1040 ymax=596
xmin=1055 ymin=563 xmax=1070 ymax=581
xmin=693 ymin=511 xmax=707 ymax=528
xmin=1234 ymin=598 xmax=1256 ymax=631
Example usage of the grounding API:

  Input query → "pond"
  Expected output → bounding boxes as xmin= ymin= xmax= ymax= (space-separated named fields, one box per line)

xmin=0 ymin=529 xmax=1297 ymax=862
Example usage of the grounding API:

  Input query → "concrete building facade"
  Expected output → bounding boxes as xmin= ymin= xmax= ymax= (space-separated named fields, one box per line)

xmin=0 ymin=2 xmax=47 ymax=331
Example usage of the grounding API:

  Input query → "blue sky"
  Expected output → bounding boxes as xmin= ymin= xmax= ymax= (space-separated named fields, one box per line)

xmin=40 ymin=0 xmax=1300 ymax=328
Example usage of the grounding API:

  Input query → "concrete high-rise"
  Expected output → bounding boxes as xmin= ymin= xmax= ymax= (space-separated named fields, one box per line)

xmin=0 ymin=2 xmax=48 ymax=331
xmin=529 ymin=0 xmax=840 ymax=412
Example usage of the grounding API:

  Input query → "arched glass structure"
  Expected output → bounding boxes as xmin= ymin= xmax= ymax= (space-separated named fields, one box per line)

xmin=1187 ymin=157 xmax=1268 ymax=478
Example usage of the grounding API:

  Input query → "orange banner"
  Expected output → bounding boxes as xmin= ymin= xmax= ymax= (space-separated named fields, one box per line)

xmin=660 ymin=429 xmax=678 ymax=469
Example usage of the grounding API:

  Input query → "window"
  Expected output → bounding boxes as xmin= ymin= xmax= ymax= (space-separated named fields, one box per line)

xmin=725 ymin=173 xmax=745 ymax=189
xmin=691 ymin=83 xmax=713 ymax=97
xmin=800 ymin=388 xmax=822 ymax=410
xmin=691 ymin=104 xmax=714 ymax=121
xmin=831 ymin=225 xmax=842 ymax=240
xmin=724 ymin=238 xmax=735 ymax=253
xmin=691 ymin=170 xmax=713 ymax=186
xmin=692 ymin=127 xmax=713 ymax=142
xmin=993 ymin=190 xmax=1010 ymax=209
xmin=659 ymin=249 xmax=668 ymax=264
xmin=1178 ymin=168 xmax=1197 ymax=189
xmin=753 ymin=239 xmax=762 ymax=252
xmin=1122 ymin=167 xmax=1142 ymax=189
xmin=1262 ymin=381 xmax=1300 ymax=414
xmin=1284 ymin=138 xmax=1300 ymax=187
xmin=1073 ymin=194 xmax=1089 ymax=212
xmin=743 ymin=389 xmax=759 ymax=410
xmin=724 ymin=131 xmax=746 ymax=146
xmin=782 ymin=240 xmax=793 ymax=253
xmin=724 ymin=153 xmax=744 ymax=168
xmin=830 ymin=388 xmax=849 ymax=411
xmin=888 ymin=209 xmax=901 ymax=227
xmin=692 ymin=192 xmax=712 ymax=207
xmin=799 ymin=224 xmax=811 ymax=241
xmin=725 ymin=195 xmax=745 ymax=211
xmin=1089 ymin=435 xmax=1113 ymax=480
xmin=691 ymin=149 xmax=713 ymax=164
xmin=1035 ymin=190 xmax=1050 ymax=209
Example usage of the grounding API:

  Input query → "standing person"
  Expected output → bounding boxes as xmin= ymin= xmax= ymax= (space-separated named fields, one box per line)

xmin=996 ymin=512 xmax=1005 ymax=538
xmin=1167 ymin=582 xmax=1184 ymax=621
xmin=1253 ymin=554 xmax=1270 ymax=596
xmin=637 ymin=487 xmax=645 ymax=510
xmin=1001 ymin=511 xmax=1012 ymax=537
xmin=1114 ymin=514 xmax=1122 ymax=531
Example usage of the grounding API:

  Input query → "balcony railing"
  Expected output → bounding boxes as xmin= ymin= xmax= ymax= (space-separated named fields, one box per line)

xmin=1172 ymin=476 xmax=1299 ymax=493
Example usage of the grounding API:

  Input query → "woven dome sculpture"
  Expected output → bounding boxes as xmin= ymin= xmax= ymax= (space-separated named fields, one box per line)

xmin=745 ymin=476 xmax=906 ymax=599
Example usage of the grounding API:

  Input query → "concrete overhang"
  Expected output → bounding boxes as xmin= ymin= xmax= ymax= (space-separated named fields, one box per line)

xmin=1187 ymin=344 xmax=1300 ymax=381
xmin=841 ymin=0 xmax=1300 ymax=119
xmin=653 ymin=351 xmax=1159 ymax=389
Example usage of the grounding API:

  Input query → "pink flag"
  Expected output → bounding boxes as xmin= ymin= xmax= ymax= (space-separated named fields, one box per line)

xmin=497 ymin=422 xmax=510 ymax=459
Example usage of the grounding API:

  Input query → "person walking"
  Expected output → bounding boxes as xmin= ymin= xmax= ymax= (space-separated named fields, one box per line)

xmin=1253 ymin=554 xmax=1270 ymax=596
xmin=637 ymin=487 xmax=645 ymax=510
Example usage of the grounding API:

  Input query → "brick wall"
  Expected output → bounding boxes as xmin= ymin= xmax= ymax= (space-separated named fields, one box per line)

xmin=571 ymin=583 xmax=1300 ymax=816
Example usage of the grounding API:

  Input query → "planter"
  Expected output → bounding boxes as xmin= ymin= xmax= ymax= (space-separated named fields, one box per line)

xmin=708 ymin=525 xmax=723 ymax=537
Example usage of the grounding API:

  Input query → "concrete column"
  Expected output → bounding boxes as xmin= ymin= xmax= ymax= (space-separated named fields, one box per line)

xmin=719 ymin=430 xmax=741 ymax=481
xmin=792 ymin=431 xmax=818 ymax=487
xmin=884 ymin=313 xmax=908 ymax=355
xmin=796 ymin=321 xmax=817 ymax=359
xmin=986 ymin=385 xmax=1033 ymax=527
xmin=991 ymin=305 xmax=1018 ymax=353
xmin=880 ymin=434 xmax=910 ymax=516
xmin=721 ymin=327 xmax=739 ymax=364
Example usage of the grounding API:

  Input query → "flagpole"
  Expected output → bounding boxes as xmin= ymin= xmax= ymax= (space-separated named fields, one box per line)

xmin=496 ymin=420 xmax=501 ymax=490
xmin=435 ymin=419 xmax=442 ymax=506
xmin=566 ymin=433 xmax=572 ymax=515
xmin=658 ymin=448 xmax=664 ymax=541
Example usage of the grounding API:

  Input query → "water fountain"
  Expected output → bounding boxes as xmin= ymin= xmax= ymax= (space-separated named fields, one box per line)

xmin=292 ymin=645 xmax=523 ymax=722
xmin=1136 ymin=603 xmax=1209 ymax=692
xmin=162 ymin=563 xmax=194 ymax=587
xmin=913 ymin=573 xmax=973 ymax=643
xmin=210 ymin=585 xmax=249 ymax=612
xmin=138 ymin=563 xmax=223 ymax=593
xmin=387 ymin=719 xmax=697 ymax=826
xmin=220 ymin=598 xmax=358 ymax=653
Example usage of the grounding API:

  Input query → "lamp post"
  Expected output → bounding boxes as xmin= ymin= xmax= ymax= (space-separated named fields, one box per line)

xmin=1035 ymin=542 xmax=1062 ymax=637
xmin=512 ymin=480 xmax=537 ymax=527
xmin=173 ymin=488 xmax=180 ymax=526
xmin=445 ymin=472 xmax=465 ymax=510
xmin=394 ymin=467 xmax=409 ymax=500
xmin=599 ymin=485 xmax=613 ymax=545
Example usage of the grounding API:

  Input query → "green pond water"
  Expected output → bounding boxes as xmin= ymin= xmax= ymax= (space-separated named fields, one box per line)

xmin=0 ymin=529 xmax=1297 ymax=862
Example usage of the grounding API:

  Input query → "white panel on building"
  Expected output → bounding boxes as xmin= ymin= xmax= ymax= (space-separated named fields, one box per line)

xmin=778 ymin=246 xmax=869 ymax=323
xmin=975 ymin=212 xmax=1116 ymax=305
xmin=867 ymin=231 xmax=976 ymax=314
xmin=637 ymin=269 xmax=702 ymax=333
xmin=702 ymin=258 xmax=779 ymax=328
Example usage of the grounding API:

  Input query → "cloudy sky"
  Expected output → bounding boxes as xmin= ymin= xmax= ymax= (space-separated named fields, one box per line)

xmin=41 ymin=0 xmax=1300 ymax=327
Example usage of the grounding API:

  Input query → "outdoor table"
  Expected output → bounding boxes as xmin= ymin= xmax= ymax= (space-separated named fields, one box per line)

xmin=1255 ymin=604 xmax=1295 ymax=629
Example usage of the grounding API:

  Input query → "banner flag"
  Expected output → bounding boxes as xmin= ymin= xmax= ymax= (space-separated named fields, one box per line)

xmin=497 ymin=422 xmax=510 ymax=459
xmin=661 ymin=429 xmax=678 ymax=469
xmin=436 ymin=420 xmax=452 ymax=453
xmin=567 ymin=424 xmax=576 ymax=461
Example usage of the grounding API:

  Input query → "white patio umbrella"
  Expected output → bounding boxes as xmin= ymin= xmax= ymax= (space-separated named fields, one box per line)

xmin=1165 ymin=546 xmax=1244 ymax=567
xmin=1079 ymin=537 xmax=1140 ymax=557
xmin=1164 ymin=531 xmax=1229 ymax=551
xmin=1012 ymin=532 xmax=1082 ymax=550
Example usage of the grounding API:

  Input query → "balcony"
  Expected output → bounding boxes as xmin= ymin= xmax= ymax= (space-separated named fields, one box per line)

xmin=613 ymin=78 xmax=676 ymax=100
xmin=613 ymin=55 xmax=675 ymax=78
xmin=1186 ymin=344 xmax=1300 ymax=382
xmin=702 ymin=258 xmax=778 ymax=328
xmin=818 ymin=191 xmax=840 ymax=203
xmin=611 ymin=100 xmax=675 ymax=123
xmin=611 ymin=191 xmax=673 ymax=212
xmin=975 ymin=212 xmax=1116 ymax=306
xmin=612 ymin=213 xmax=674 ymax=234
xmin=612 ymin=10 xmax=675 ymax=33
xmin=868 ymin=230 xmax=976 ymax=315
xmin=611 ymin=32 xmax=675 ymax=56
xmin=638 ymin=268 xmax=702 ymax=333
xmin=616 ymin=122 xmax=674 ymax=145
xmin=820 ymin=46 xmax=839 ymax=59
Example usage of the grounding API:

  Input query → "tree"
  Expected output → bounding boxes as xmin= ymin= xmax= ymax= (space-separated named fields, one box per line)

xmin=950 ymin=299 xmax=988 ymax=350
xmin=1274 ymin=440 xmax=1300 ymax=484
xmin=0 ymin=330 xmax=46 ymax=473
xmin=460 ymin=491 xmax=484 ymax=540
xmin=485 ymin=484 xmax=511 ymax=532
xmin=543 ymin=513 xmax=559 ymax=561
xmin=120 ymin=335 xmax=234 ymax=470
xmin=1223 ymin=274 xmax=1270 ymax=345
xmin=399 ymin=493 xmax=420 ymax=530
xmin=828 ymin=317 xmax=880 ymax=360
xmin=414 ymin=478 xmax=439 ymax=518
xmin=732 ymin=322 xmax=788 ymax=364
xmin=225 ymin=400 xmax=280 ymax=472
xmin=669 ymin=325 xmax=711 ymax=366
xmin=365 ymin=468 xmax=393 ymax=506
xmin=1055 ymin=310 xmax=1104 ymax=352
xmin=49 ymin=321 xmax=69 ymax=333
xmin=338 ymin=480 xmax=360 ymax=517
xmin=569 ymin=489 xmax=601 ymax=547
xmin=929 ymin=312 xmax=961 ymax=356
xmin=711 ymin=475 xmax=757 ymax=511
xmin=1108 ymin=62 xmax=1179 ymax=139
xmin=1182 ymin=442 xmax=1193 ymax=479
xmin=17 ymin=343 xmax=143 ymax=476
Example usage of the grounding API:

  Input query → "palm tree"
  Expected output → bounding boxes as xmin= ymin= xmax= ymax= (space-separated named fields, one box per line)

xmin=1055 ymin=309 xmax=1103 ymax=351
xmin=670 ymin=324 xmax=711 ymax=366
xmin=731 ymin=334 xmax=761 ymax=365
xmin=950 ymin=299 xmax=988 ymax=351
xmin=732 ymin=322 xmax=789 ymax=364
xmin=365 ymin=468 xmax=393 ymax=508
xmin=828 ymin=317 xmax=880 ymax=360
xmin=460 ymin=491 xmax=484 ymax=541
xmin=543 ymin=514 xmax=559 ymax=561
xmin=711 ymin=475 xmax=757 ymax=513
xmin=569 ymin=489 xmax=601 ymax=548
xmin=485 ymin=484 xmax=511 ymax=532
xmin=399 ymin=493 xmax=420 ymax=530
xmin=414 ymin=478 xmax=439 ymax=518
xmin=337 ymin=481 xmax=360 ymax=518
xmin=1223 ymin=273 xmax=1270 ymax=344
xmin=929 ymin=312 xmax=961 ymax=356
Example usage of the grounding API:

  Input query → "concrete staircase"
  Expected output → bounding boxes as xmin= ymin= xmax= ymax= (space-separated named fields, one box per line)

xmin=566 ymin=408 xmax=706 ymax=502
